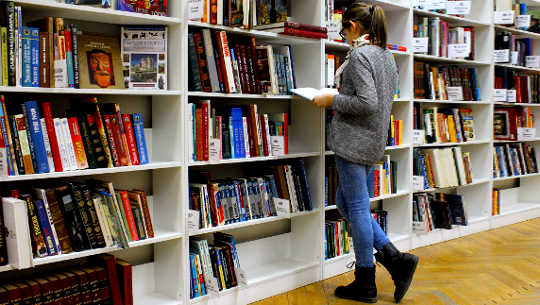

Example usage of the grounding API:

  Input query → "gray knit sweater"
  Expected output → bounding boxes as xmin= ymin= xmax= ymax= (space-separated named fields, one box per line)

xmin=329 ymin=45 xmax=398 ymax=165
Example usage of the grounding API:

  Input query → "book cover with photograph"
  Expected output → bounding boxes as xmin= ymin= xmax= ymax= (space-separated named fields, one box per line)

xmin=117 ymin=0 xmax=167 ymax=16
xmin=121 ymin=26 xmax=167 ymax=90
xmin=73 ymin=0 xmax=112 ymax=8
xmin=77 ymin=33 xmax=125 ymax=89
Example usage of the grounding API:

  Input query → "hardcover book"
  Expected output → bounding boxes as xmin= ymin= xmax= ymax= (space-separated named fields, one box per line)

xmin=121 ymin=26 xmax=167 ymax=90
xmin=117 ymin=0 xmax=168 ymax=16
xmin=77 ymin=34 xmax=125 ymax=89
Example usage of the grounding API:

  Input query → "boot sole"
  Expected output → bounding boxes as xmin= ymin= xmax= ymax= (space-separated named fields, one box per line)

xmin=334 ymin=292 xmax=378 ymax=304
xmin=394 ymin=255 xmax=419 ymax=303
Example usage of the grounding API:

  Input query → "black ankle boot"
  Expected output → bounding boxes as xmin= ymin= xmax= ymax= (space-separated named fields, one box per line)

xmin=375 ymin=242 xmax=419 ymax=303
xmin=334 ymin=265 xmax=377 ymax=303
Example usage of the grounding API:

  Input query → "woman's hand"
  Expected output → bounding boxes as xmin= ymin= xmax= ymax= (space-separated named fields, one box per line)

xmin=313 ymin=93 xmax=336 ymax=108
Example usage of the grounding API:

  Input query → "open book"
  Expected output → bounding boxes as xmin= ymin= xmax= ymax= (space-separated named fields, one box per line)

xmin=291 ymin=88 xmax=338 ymax=101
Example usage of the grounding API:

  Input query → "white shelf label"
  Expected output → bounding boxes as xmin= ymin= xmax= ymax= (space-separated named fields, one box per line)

xmin=270 ymin=136 xmax=285 ymax=156
xmin=413 ymin=37 xmax=429 ymax=53
xmin=494 ymin=10 xmax=515 ymax=25
xmin=526 ymin=56 xmax=540 ymax=68
xmin=209 ymin=138 xmax=220 ymax=162
xmin=413 ymin=176 xmax=425 ymax=192
xmin=235 ymin=267 xmax=248 ymax=286
xmin=187 ymin=210 xmax=200 ymax=233
xmin=188 ymin=0 xmax=204 ymax=19
xmin=494 ymin=89 xmax=508 ymax=102
xmin=274 ymin=198 xmax=290 ymax=216
xmin=413 ymin=129 xmax=425 ymax=145
xmin=518 ymin=128 xmax=536 ymax=141
xmin=448 ymin=43 xmax=469 ymax=59
xmin=511 ymin=51 xmax=519 ymax=65
xmin=493 ymin=49 xmax=510 ymax=63
xmin=428 ymin=0 xmax=446 ymax=10
xmin=516 ymin=15 xmax=531 ymax=28
xmin=447 ymin=86 xmax=463 ymax=101
xmin=507 ymin=90 xmax=517 ymax=103
xmin=446 ymin=1 xmax=471 ymax=15
xmin=206 ymin=277 xmax=220 ymax=296
xmin=327 ymin=21 xmax=340 ymax=41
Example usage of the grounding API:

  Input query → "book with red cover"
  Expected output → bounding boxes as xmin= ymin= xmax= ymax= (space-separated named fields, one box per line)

xmin=115 ymin=259 xmax=133 ymax=305
xmin=255 ymin=21 xmax=328 ymax=33
xmin=103 ymin=114 xmax=121 ymax=167
xmin=94 ymin=266 xmax=112 ymax=302
xmin=193 ymin=32 xmax=212 ymax=92
xmin=118 ymin=190 xmax=139 ymax=241
xmin=201 ymin=101 xmax=209 ymax=161
xmin=132 ymin=190 xmax=154 ymax=238
xmin=195 ymin=108 xmax=203 ymax=161
xmin=72 ymin=269 xmax=91 ymax=304
xmin=94 ymin=254 xmax=123 ymax=305
xmin=14 ymin=283 xmax=32 ymax=305
xmin=68 ymin=117 xmax=89 ymax=169
xmin=216 ymin=31 xmax=236 ymax=93
xmin=24 ymin=280 xmax=41 ymax=304
xmin=101 ymin=104 xmax=132 ymax=166
xmin=35 ymin=278 xmax=54 ymax=305
xmin=121 ymin=114 xmax=140 ymax=166
xmin=494 ymin=108 xmax=518 ymax=141
xmin=272 ymin=28 xmax=328 ymax=39
xmin=42 ymin=101 xmax=62 ymax=172
xmin=520 ymin=75 xmax=529 ymax=104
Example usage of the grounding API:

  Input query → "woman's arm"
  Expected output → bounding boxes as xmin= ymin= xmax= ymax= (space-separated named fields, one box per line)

xmin=332 ymin=55 xmax=378 ymax=116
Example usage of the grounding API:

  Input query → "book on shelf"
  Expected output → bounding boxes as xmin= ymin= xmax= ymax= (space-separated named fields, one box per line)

xmin=387 ymin=114 xmax=403 ymax=147
xmin=117 ymin=0 xmax=167 ymax=16
xmin=495 ymin=31 xmax=533 ymax=67
xmin=413 ymin=147 xmax=473 ymax=189
xmin=495 ymin=67 xmax=540 ymax=104
xmin=0 ymin=180 xmax=154 ymax=260
xmin=495 ymin=1 xmax=533 ymax=30
xmin=324 ymin=0 xmax=343 ymax=42
xmin=324 ymin=217 xmax=351 ymax=260
xmin=188 ymin=28 xmax=296 ymax=95
xmin=372 ymin=210 xmax=388 ymax=234
xmin=0 ymin=96 xmax=149 ymax=177
xmin=414 ymin=105 xmax=476 ymax=144
xmin=121 ymin=26 xmax=168 ymax=90
xmin=189 ymin=159 xmax=312 ymax=230
xmin=414 ymin=61 xmax=480 ymax=101
xmin=493 ymin=142 xmax=538 ymax=178
xmin=492 ymin=189 xmax=501 ymax=216
xmin=413 ymin=192 xmax=467 ymax=234
xmin=494 ymin=106 xmax=534 ymax=141
xmin=413 ymin=16 xmax=474 ymax=60
xmin=77 ymin=33 xmax=124 ymax=89
xmin=189 ymin=232 xmax=240 ymax=298
xmin=60 ymin=0 xmax=113 ymax=8
xmin=189 ymin=100 xmax=288 ymax=162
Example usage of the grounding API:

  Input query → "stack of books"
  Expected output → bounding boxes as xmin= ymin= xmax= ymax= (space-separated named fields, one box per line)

xmin=414 ymin=61 xmax=481 ymax=101
xmin=414 ymin=147 xmax=473 ymax=189
xmin=324 ymin=217 xmax=351 ymax=260
xmin=414 ymin=106 xmax=476 ymax=144
xmin=0 ymin=97 xmax=149 ymax=177
xmin=413 ymin=192 xmax=467 ymax=233
xmin=414 ymin=16 xmax=475 ymax=60
xmin=372 ymin=210 xmax=388 ymax=234
xmin=254 ymin=22 xmax=328 ymax=39
xmin=493 ymin=143 xmax=538 ymax=178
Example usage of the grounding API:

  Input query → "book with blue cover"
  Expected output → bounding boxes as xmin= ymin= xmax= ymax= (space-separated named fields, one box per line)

xmin=23 ymin=101 xmax=49 ymax=173
xmin=34 ymin=199 xmax=58 ymax=256
xmin=131 ymin=113 xmax=149 ymax=165
xmin=21 ymin=27 xmax=40 ymax=87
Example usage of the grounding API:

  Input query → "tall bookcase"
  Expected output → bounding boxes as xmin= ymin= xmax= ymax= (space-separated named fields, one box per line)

xmin=2 ymin=0 xmax=540 ymax=305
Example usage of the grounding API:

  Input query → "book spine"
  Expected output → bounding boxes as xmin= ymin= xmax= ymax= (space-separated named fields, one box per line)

xmin=80 ymin=186 xmax=106 ymax=248
xmin=9 ymin=117 xmax=25 ymax=175
xmin=188 ymin=33 xmax=202 ymax=91
xmin=39 ymin=32 xmax=50 ymax=88
xmin=34 ymin=199 xmax=59 ymax=256
xmin=218 ymin=31 xmax=236 ymax=93
xmin=54 ymin=34 xmax=68 ymax=88
xmin=24 ymin=195 xmax=48 ymax=257
xmin=137 ymin=192 xmax=154 ymax=238
xmin=30 ymin=28 xmax=40 ymax=87
xmin=111 ymin=114 xmax=131 ymax=166
xmin=61 ymin=117 xmax=78 ymax=171
xmin=103 ymin=115 xmax=121 ymax=167
xmin=63 ymin=29 xmax=74 ymax=88
xmin=22 ymin=27 xmax=32 ymax=86
xmin=67 ymin=117 xmax=88 ymax=169
xmin=119 ymin=191 xmax=139 ymax=241
xmin=122 ymin=114 xmax=140 ymax=166
xmin=131 ymin=113 xmax=149 ymax=165
xmin=53 ymin=118 xmax=69 ymax=171
xmin=5 ymin=2 xmax=15 ymax=86
xmin=41 ymin=102 xmax=62 ymax=171
xmin=15 ymin=115 xmax=34 ymax=174
xmin=45 ymin=189 xmax=72 ymax=253
xmin=70 ymin=24 xmax=80 ymax=89
xmin=85 ymin=114 xmax=108 ymax=168
xmin=40 ymin=119 xmax=55 ymax=172
xmin=24 ymin=101 xmax=49 ymax=173
xmin=21 ymin=107 xmax=38 ymax=174
xmin=193 ymin=32 xmax=212 ymax=92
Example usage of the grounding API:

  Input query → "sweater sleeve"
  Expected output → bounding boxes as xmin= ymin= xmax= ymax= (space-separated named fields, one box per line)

xmin=332 ymin=54 xmax=378 ymax=116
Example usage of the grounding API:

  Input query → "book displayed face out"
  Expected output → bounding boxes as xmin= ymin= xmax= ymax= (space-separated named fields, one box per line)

xmin=78 ymin=34 xmax=125 ymax=89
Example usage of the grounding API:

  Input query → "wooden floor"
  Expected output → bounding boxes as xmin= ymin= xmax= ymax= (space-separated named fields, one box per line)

xmin=251 ymin=218 xmax=540 ymax=305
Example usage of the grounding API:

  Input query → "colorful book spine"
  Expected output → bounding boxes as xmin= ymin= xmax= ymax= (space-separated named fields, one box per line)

xmin=9 ymin=116 xmax=25 ymax=175
xmin=0 ymin=97 xmax=15 ymax=176
xmin=5 ymin=2 xmax=15 ymax=86
xmin=131 ymin=113 xmax=149 ymax=165
xmin=40 ymin=118 xmax=55 ymax=172
xmin=67 ymin=117 xmax=88 ymax=169
xmin=34 ymin=199 xmax=59 ymax=256
xmin=63 ymin=28 xmax=74 ymax=88
xmin=23 ymin=101 xmax=50 ymax=173
xmin=39 ymin=32 xmax=50 ymax=88
xmin=70 ymin=24 xmax=80 ymax=89
xmin=42 ymin=101 xmax=62 ymax=172
xmin=15 ymin=114 xmax=33 ymax=174
xmin=122 ymin=114 xmax=139 ymax=166
xmin=1 ymin=27 xmax=7 ymax=86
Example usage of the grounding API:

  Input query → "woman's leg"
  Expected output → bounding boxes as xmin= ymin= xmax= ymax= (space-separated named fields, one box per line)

xmin=335 ymin=156 xmax=374 ymax=267
xmin=336 ymin=183 xmax=350 ymax=222
xmin=366 ymin=166 xmax=391 ymax=251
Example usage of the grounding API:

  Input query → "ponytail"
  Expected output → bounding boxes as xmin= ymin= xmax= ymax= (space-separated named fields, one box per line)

xmin=342 ymin=2 xmax=388 ymax=49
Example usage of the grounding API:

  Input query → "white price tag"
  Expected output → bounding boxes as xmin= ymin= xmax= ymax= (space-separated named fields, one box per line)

xmin=187 ymin=210 xmax=200 ymax=233
xmin=511 ymin=51 xmax=519 ymax=65
xmin=413 ymin=176 xmax=425 ymax=192
xmin=413 ymin=129 xmax=425 ymax=145
xmin=327 ymin=21 xmax=341 ymax=41
xmin=209 ymin=138 xmax=221 ymax=162
xmin=518 ymin=128 xmax=536 ymax=141
xmin=270 ymin=136 xmax=285 ymax=156
xmin=188 ymin=0 xmax=204 ymax=20
xmin=206 ymin=277 xmax=220 ymax=296
xmin=448 ymin=43 xmax=469 ymax=59
xmin=494 ymin=10 xmax=515 ymax=25
xmin=235 ymin=267 xmax=248 ymax=286
xmin=413 ymin=37 xmax=429 ymax=53
xmin=507 ymin=90 xmax=517 ymax=103
xmin=526 ymin=56 xmax=540 ymax=68
xmin=274 ymin=198 xmax=290 ymax=216
xmin=516 ymin=15 xmax=531 ymax=28
xmin=446 ymin=1 xmax=471 ymax=15
xmin=493 ymin=49 xmax=510 ymax=63
xmin=427 ymin=0 xmax=446 ymax=10
xmin=494 ymin=89 xmax=508 ymax=102
xmin=447 ymin=86 xmax=464 ymax=101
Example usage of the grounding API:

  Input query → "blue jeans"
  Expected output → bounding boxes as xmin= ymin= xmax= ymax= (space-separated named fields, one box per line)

xmin=335 ymin=155 xmax=390 ymax=267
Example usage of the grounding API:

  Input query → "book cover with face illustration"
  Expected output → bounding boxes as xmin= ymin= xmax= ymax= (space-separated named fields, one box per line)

xmin=78 ymin=34 xmax=125 ymax=89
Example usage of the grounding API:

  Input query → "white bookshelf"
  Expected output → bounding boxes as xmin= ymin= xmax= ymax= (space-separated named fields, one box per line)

xmin=3 ymin=1 xmax=540 ymax=305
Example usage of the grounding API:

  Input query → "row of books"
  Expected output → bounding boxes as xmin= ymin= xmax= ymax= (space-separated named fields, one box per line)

xmin=0 ymin=97 xmax=149 ymax=177
xmin=494 ymin=107 xmax=535 ymax=141
xmin=495 ymin=32 xmax=533 ymax=68
xmin=189 ymin=159 xmax=312 ymax=230
xmin=413 ymin=192 xmax=467 ymax=233
xmin=188 ymin=29 xmax=295 ymax=95
xmin=495 ymin=68 xmax=540 ymax=104
xmin=413 ymin=106 xmax=476 ymax=144
xmin=372 ymin=210 xmax=388 ymax=235
xmin=189 ymin=101 xmax=287 ymax=162
xmin=388 ymin=115 xmax=404 ymax=147
xmin=324 ymin=0 xmax=344 ymax=41
xmin=413 ymin=16 xmax=475 ymax=60
xmin=494 ymin=1 xmax=540 ymax=32
xmin=57 ymin=0 xmax=168 ymax=16
xmin=414 ymin=147 xmax=473 ymax=189
xmin=324 ymin=217 xmax=350 ymax=260
xmin=493 ymin=143 xmax=538 ymax=178
xmin=414 ymin=62 xmax=481 ymax=101
xmin=0 ymin=5 xmax=168 ymax=90
xmin=492 ymin=189 xmax=501 ymax=216
xmin=189 ymin=233 xmax=240 ymax=298
xmin=0 ymin=253 xmax=132 ymax=305
xmin=1 ymin=180 xmax=153 ymax=263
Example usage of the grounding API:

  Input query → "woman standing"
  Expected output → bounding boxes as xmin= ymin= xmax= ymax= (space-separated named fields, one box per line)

xmin=313 ymin=2 xmax=418 ymax=304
